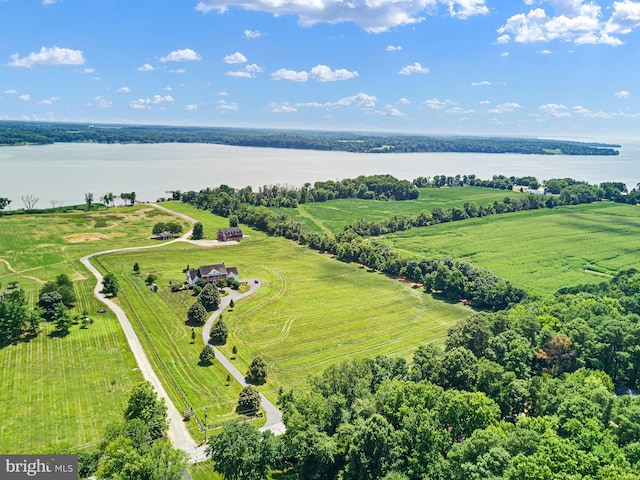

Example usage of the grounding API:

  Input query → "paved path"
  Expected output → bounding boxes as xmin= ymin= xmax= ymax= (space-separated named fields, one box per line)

xmin=81 ymin=204 xmax=284 ymax=464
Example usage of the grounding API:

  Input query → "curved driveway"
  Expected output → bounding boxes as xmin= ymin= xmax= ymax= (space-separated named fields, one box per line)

xmin=81 ymin=204 xmax=284 ymax=464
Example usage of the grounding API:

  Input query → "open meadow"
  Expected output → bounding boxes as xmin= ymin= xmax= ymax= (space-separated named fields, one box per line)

xmin=379 ymin=201 xmax=640 ymax=295
xmin=99 ymin=203 xmax=471 ymax=404
xmin=275 ymin=186 xmax=523 ymax=233
xmin=0 ymin=205 xmax=189 ymax=453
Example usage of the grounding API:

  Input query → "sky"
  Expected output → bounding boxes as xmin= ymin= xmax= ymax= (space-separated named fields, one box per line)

xmin=0 ymin=0 xmax=639 ymax=140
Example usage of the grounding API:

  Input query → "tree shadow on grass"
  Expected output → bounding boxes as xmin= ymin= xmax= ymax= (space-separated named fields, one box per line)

xmin=48 ymin=329 xmax=71 ymax=339
xmin=0 ymin=331 xmax=39 ymax=350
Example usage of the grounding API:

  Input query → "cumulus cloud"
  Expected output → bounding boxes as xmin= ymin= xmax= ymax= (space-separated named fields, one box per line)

xmin=185 ymin=104 xmax=198 ymax=110
xmin=539 ymin=103 xmax=571 ymax=117
xmin=8 ymin=46 xmax=85 ymax=68
xmin=38 ymin=96 xmax=59 ymax=105
xmin=615 ymin=90 xmax=631 ymax=99
xmin=86 ymin=96 xmax=112 ymax=108
xmin=471 ymin=80 xmax=491 ymax=86
xmin=397 ymin=97 xmax=411 ymax=104
xmin=195 ymin=0 xmax=489 ymax=33
xmin=42 ymin=0 xmax=58 ymax=4
xmin=273 ymin=92 xmax=378 ymax=112
xmin=217 ymin=99 xmax=239 ymax=111
xmin=160 ymin=48 xmax=201 ymax=62
xmin=386 ymin=45 xmax=402 ymax=51
xmin=270 ymin=102 xmax=298 ymax=113
xmin=377 ymin=104 xmax=406 ymax=116
xmin=497 ymin=0 xmax=640 ymax=46
xmin=399 ymin=62 xmax=429 ymax=75
xmin=18 ymin=94 xmax=31 ymax=101
xmin=226 ymin=63 xmax=263 ymax=78
xmin=137 ymin=63 xmax=155 ymax=72
xmin=129 ymin=95 xmax=174 ymax=110
xmin=424 ymin=98 xmax=455 ymax=110
xmin=4 ymin=89 xmax=17 ymax=94
xmin=223 ymin=51 xmax=247 ymax=64
xmin=310 ymin=65 xmax=358 ymax=81
xmin=244 ymin=29 xmax=263 ymax=39
xmin=574 ymin=105 xmax=614 ymax=118
xmin=272 ymin=68 xmax=309 ymax=82
xmin=117 ymin=87 xmax=132 ymax=93
xmin=487 ymin=102 xmax=521 ymax=113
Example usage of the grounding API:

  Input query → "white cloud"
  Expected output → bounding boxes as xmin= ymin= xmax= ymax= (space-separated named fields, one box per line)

xmin=310 ymin=64 xmax=358 ymax=82
xmin=160 ymin=48 xmax=201 ymax=62
xmin=129 ymin=95 xmax=174 ymax=110
xmin=471 ymin=80 xmax=491 ymax=86
xmin=18 ymin=94 xmax=31 ymax=101
xmin=271 ymin=102 xmax=298 ymax=113
xmin=377 ymin=104 xmax=406 ymax=117
xmin=8 ymin=46 xmax=85 ymax=68
xmin=223 ymin=52 xmax=247 ymax=64
xmin=38 ymin=96 xmax=59 ymax=105
xmin=42 ymin=0 xmax=59 ymax=5
xmin=117 ymin=87 xmax=131 ymax=93
xmin=86 ymin=96 xmax=112 ymax=109
xmin=218 ymin=91 xmax=229 ymax=96
xmin=573 ymin=105 xmax=614 ymax=118
xmin=398 ymin=62 xmax=429 ymax=75
xmin=4 ymin=89 xmax=17 ymax=94
xmin=292 ymin=92 xmax=377 ymax=110
xmin=386 ymin=45 xmax=402 ymax=51
xmin=195 ymin=0 xmax=489 ymax=33
xmin=217 ymin=99 xmax=239 ymax=111
xmin=615 ymin=90 xmax=631 ymax=99
xmin=162 ymin=86 xmax=173 ymax=91
xmin=539 ymin=103 xmax=571 ymax=117
xmin=397 ymin=97 xmax=411 ymax=104
xmin=487 ymin=102 xmax=521 ymax=113
xmin=225 ymin=63 xmax=263 ymax=78
xmin=479 ymin=99 xmax=491 ymax=105
xmin=137 ymin=63 xmax=155 ymax=72
xmin=169 ymin=69 xmax=186 ymax=74
xmin=500 ymin=51 xmax=510 ymax=57
xmin=244 ymin=29 xmax=262 ymax=39
xmin=497 ymin=1 xmax=636 ymax=46
xmin=424 ymin=98 xmax=455 ymax=110
xmin=185 ymin=104 xmax=198 ymax=110
xmin=538 ymin=49 xmax=553 ymax=54
xmin=271 ymin=68 xmax=309 ymax=82
xmin=82 ymin=67 xmax=95 ymax=73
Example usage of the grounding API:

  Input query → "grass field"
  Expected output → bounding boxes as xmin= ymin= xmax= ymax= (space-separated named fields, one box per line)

xmin=0 ymin=205 xmax=187 ymax=453
xmin=379 ymin=202 xmax=640 ymax=295
xmin=274 ymin=186 xmax=523 ymax=233
xmin=98 ymin=221 xmax=471 ymax=404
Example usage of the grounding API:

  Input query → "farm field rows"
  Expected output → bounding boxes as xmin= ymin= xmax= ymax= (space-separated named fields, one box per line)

xmin=274 ymin=186 xmax=523 ymax=233
xmin=0 ymin=205 xmax=187 ymax=453
xmin=99 ymin=217 xmax=471 ymax=403
xmin=380 ymin=201 xmax=640 ymax=295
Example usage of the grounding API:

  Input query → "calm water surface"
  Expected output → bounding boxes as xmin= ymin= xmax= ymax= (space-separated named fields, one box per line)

xmin=1 ymin=142 xmax=639 ymax=207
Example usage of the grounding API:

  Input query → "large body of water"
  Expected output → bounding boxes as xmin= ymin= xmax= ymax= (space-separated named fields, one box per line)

xmin=1 ymin=142 xmax=639 ymax=207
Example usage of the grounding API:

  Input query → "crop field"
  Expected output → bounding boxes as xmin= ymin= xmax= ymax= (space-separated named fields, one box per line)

xmin=100 ymin=233 xmax=471 ymax=403
xmin=274 ymin=186 xmax=522 ymax=233
xmin=379 ymin=202 xmax=640 ymax=295
xmin=0 ymin=205 xmax=184 ymax=453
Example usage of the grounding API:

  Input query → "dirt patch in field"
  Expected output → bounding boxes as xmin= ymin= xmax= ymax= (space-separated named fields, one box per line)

xmin=63 ymin=232 xmax=127 ymax=243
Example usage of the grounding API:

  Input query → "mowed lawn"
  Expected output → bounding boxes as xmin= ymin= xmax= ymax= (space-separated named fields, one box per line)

xmin=274 ymin=186 xmax=523 ymax=233
xmin=380 ymin=202 xmax=640 ymax=295
xmin=99 ymin=235 xmax=472 ymax=404
xmin=0 ymin=205 xmax=186 ymax=453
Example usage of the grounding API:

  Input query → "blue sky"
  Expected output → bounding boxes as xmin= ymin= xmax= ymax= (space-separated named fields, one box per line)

xmin=1 ymin=0 xmax=639 ymax=140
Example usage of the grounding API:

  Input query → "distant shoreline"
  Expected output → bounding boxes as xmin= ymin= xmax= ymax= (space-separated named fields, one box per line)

xmin=0 ymin=120 xmax=621 ymax=156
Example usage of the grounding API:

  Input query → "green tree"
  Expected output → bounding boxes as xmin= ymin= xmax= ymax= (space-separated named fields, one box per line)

xmin=229 ymin=215 xmax=239 ymax=228
xmin=123 ymin=381 xmax=168 ymax=440
xmin=238 ymin=385 xmax=262 ymax=414
xmin=187 ymin=301 xmax=207 ymax=325
xmin=344 ymin=414 xmax=396 ymax=480
xmin=102 ymin=272 xmax=119 ymax=296
xmin=102 ymin=192 xmax=114 ymax=208
xmin=246 ymin=356 xmax=268 ymax=384
xmin=52 ymin=303 xmax=73 ymax=334
xmin=0 ymin=289 xmax=29 ymax=343
xmin=206 ymin=422 xmax=274 ymax=480
xmin=38 ymin=290 xmax=64 ymax=321
xmin=152 ymin=222 xmax=167 ymax=235
xmin=0 ymin=197 xmax=11 ymax=214
xmin=199 ymin=345 xmax=216 ymax=366
xmin=192 ymin=222 xmax=204 ymax=240
xmin=85 ymin=192 xmax=94 ymax=210
xmin=133 ymin=262 xmax=140 ymax=274
xmin=210 ymin=318 xmax=228 ymax=345
xmin=198 ymin=283 xmax=220 ymax=312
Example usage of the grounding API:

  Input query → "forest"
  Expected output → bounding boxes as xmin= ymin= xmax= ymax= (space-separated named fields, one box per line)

xmin=0 ymin=120 xmax=621 ymax=155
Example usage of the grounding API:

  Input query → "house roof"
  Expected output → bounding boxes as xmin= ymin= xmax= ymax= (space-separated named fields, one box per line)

xmin=218 ymin=227 xmax=242 ymax=235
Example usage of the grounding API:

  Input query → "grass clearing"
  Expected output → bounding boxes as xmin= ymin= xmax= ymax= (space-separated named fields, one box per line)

xmin=274 ymin=186 xmax=523 ymax=233
xmin=0 ymin=205 xmax=184 ymax=453
xmin=379 ymin=202 xmax=640 ymax=295
xmin=99 ymin=235 xmax=471 ymax=405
